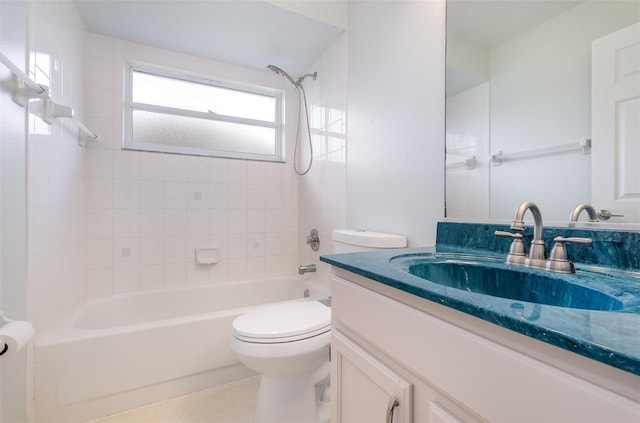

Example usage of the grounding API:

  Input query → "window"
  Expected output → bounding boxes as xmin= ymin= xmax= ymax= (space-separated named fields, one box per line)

xmin=124 ymin=64 xmax=283 ymax=161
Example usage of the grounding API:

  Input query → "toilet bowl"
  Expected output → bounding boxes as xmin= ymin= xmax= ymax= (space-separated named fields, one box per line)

xmin=230 ymin=301 xmax=331 ymax=423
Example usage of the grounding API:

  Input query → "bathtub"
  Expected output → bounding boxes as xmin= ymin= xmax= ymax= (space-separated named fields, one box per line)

xmin=35 ymin=277 xmax=326 ymax=423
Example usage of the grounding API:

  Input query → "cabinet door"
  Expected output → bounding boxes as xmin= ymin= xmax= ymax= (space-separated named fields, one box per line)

xmin=332 ymin=330 xmax=413 ymax=423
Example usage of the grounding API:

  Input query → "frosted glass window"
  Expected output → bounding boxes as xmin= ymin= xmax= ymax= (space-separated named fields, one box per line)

xmin=132 ymin=111 xmax=276 ymax=156
xmin=124 ymin=64 xmax=283 ymax=161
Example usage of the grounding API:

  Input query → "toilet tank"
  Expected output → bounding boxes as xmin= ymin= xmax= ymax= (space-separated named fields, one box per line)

xmin=332 ymin=229 xmax=407 ymax=253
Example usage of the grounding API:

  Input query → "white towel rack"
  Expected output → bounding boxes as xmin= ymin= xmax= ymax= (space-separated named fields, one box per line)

xmin=490 ymin=139 xmax=591 ymax=166
xmin=446 ymin=155 xmax=476 ymax=170
xmin=0 ymin=52 xmax=99 ymax=145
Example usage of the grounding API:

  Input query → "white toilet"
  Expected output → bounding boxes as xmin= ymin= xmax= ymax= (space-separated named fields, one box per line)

xmin=230 ymin=229 xmax=406 ymax=423
xmin=231 ymin=301 xmax=331 ymax=423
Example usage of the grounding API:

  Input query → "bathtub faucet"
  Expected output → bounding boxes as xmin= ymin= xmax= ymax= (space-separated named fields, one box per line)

xmin=298 ymin=264 xmax=316 ymax=275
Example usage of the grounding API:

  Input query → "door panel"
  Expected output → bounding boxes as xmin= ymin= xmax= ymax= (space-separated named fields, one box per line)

xmin=592 ymin=22 xmax=640 ymax=221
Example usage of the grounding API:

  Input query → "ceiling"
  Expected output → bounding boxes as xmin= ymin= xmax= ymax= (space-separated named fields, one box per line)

xmin=73 ymin=0 xmax=345 ymax=77
xmin=74 ymin=0 xmax=587 ymax=92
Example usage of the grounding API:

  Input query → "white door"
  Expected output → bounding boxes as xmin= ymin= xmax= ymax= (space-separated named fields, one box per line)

xmin=591 ymin=22 xmax=640 ymax=222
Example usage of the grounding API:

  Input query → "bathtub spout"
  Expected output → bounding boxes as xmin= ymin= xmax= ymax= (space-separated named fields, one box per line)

xmin=298 ymin=264 xmax=316 ymax=275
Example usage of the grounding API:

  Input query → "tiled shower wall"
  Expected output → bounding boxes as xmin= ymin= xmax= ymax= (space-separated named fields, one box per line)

xmin=298 ymin=33 xmax=348 ymax=288
xmin=26 ymin=6 xmax=347 ymax=335
xmin=27 ymin=1 xmax=87 ymax=336
xmin=82 ymin=34 xmax=301 ymax=298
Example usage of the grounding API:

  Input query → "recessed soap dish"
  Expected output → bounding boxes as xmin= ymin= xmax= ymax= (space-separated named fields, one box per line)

xmin=195 ymin=247 xmax=219 ymax=265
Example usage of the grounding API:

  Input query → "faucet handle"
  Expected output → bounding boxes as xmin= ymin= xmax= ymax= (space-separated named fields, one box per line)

xmin=546 ymin=236 xmax=593 ymax=273
xmin=494 ymin=231 xmax=527 ymax=265
xmin=552 ymin=236 xmax=593 ymax=246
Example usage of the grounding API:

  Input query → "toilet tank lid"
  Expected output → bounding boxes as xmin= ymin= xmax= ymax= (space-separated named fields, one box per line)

xmin=332 ymin=229 xmax=407 ymax=248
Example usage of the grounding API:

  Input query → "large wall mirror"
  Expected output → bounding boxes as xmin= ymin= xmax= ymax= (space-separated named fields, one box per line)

xmin=446 ymin=0 xmax=640 ymax=224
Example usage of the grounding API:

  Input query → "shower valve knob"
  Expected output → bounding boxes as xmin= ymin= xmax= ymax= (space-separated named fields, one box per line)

xmin=306 ymin=229 xmax=320 ymax=252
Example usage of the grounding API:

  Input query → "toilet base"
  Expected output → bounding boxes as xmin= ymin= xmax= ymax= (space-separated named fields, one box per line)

xmin=254 ymin=374 xmax=321 ymax=423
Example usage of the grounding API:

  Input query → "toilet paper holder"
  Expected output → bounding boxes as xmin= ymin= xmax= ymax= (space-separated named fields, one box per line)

xmin=0 ymin=311 xmax=35 ymax=359
xmin=0 ymin=312 xmax=11 ymax=356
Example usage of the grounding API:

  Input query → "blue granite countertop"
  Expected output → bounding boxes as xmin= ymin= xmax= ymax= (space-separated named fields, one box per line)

xmin=320 ymin=223 xmax=640 ymax=376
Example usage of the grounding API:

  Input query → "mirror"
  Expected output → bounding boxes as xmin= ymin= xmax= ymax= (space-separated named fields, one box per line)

xmin=445 ymin=0 xmax=640 ymax=223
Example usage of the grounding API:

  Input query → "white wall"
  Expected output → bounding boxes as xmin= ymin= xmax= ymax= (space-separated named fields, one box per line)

xmin=81 ymin=35 xmax=302 ymax=298
xmin=0 ymin=2 xmax=29 ymax=421
xmin=298 ymin=33 xmax=348 ymax=288
xmin=346 ymin=0 xmax=445 ymax=247
xmin=27 ymin=0 xmax=87 ymax=336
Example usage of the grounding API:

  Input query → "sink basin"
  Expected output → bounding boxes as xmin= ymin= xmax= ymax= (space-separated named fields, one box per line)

xmin=405 ymin=258 xmax=624 ymax=311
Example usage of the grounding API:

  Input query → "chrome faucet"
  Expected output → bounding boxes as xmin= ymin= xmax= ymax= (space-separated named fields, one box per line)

xmin=569 ymin=203 xmax=599 ymax=222
xmin=298 ymin=264 xmax=316 ymax=275
xmin=510 ymin=201 xmax=547 ymax=269
xmin=496 ymin=201 xmax=592 ymax=273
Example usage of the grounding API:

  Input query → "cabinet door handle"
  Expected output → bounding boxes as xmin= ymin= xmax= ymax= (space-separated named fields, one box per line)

xmin=386 ymin=396 xmax=399 ymax=423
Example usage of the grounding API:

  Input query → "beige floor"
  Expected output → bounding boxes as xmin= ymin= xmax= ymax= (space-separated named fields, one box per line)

xmin=89 ymin=377 xmax=260 ymax=423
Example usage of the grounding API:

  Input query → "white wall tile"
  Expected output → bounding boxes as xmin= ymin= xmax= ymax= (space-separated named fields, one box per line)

xmin=247 ymin=184 xmax=266 ymax=209
xmin=228 ymin=234 xmax=248 ymax=258
xmin=85 ymin=179 xmax=113 ymax=209
xmin=228 ymin=209 xmax=248 ymax=234
xmin=163 ymin=236 xmax=187 ymax=263
xmin=163 ymin=155 xmax=188 ymax=182
xmin=209 ymin=184 xmax=229 ymax=209
xmin=139 ymin=152 xmax=165 ymax=181
xmin=85 ymin=268 xmax=113 ymax=297
xmin=139 ymin=209 xmax=164 ymax=237
xmin=228 ymin=160 xmax=248 ymax=184
xmin=187 ymin=263 xmax=211 ymax=286
xmin=164 ymin=181 xmax=188 ymax=209
xmin=247 ymin=233 xmax=265 ymax=257
xmin=186 ymin=156 xmax=210 ymax=182
xmin=163 ymin=209 xmax=187 ymax=236
xmin=187 ymin=209 xmax=209 ymax=236
xmin=113 ymin=180 xmax=139 ymax=209
xmin=227 ymin=258 xmax=248 ymax=280
xmin=265 ymin=233 xmax=283 ymax=257
xmin=113 ymin=150 xmax=139 ymax=179
xmin=112 ymin=238 xmax=139 ymax=268
xmin=187 ymin=183 xmax=210 ymax=209
xmin=140 ymin=237 xmax=164 ymax=265
xmin=113 ymin=266 xmax=139 ymax=292
xmin=163 ymin=263 xmax=187 ymax=287
xmin=208 ymin=159 xmax=229 ymax=183
xmin=247 ymin=210 xmax=265 ymax=233
xmin=139 ymin=181 xmax=164 ymax=209
xmin=139 ymin=264 xmax=164 ymax=290
xmin=113 ymin=209 xmax=139 ymax=238
xmin=85 ymin=238 xmax=113 ymax=269
xmin=209 ymin=209 xmax=229 ymax=234
xmin=228 ymin=184 xmax=248 ymax=209
xmin=86 ymin=209 xmax=113 ymax=239
xmin=85 ymin=149 xmax=113 ymax=178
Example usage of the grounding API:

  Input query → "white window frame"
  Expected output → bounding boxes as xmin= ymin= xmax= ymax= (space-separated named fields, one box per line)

xmin=124 ymin=63 xmax=284 ymax=162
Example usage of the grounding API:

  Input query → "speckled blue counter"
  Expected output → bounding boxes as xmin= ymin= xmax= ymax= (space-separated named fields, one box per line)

xmin=320 ymin=222 xmax=640 ymax=376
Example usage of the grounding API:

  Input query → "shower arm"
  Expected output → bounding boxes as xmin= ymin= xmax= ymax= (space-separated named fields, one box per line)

xmin=296 ymin=72 xmax=318 ymax=86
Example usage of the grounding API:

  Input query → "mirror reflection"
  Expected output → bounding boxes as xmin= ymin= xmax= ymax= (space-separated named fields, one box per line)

xmin=445 ymin=0 xmax=640 ymax=223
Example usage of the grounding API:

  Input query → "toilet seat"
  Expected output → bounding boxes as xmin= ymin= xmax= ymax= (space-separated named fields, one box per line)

xmin=233 ymin=301 xmax=331 ymax=344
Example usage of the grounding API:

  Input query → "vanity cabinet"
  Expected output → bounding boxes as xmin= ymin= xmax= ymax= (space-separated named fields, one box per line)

xmin=330 ymin=270 xmax=640 ymax=423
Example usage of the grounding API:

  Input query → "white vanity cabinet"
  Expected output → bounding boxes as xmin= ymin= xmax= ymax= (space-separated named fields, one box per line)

xmin=330 ymin=270 xmax=640 ymax=423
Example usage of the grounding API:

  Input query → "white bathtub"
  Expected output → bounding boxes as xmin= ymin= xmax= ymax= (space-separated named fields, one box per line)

xmin=35 ymin=277 xmax=326 ymax=423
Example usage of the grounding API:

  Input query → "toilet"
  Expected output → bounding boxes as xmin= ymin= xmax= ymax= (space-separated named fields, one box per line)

xmin=231 ymin=301 xmax=331 ymax=423
xmin=230 ymin=229 xmax=406 ymax=423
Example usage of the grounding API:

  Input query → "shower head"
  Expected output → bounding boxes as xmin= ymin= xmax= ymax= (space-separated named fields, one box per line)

xmin=266 ymin=64 xmax=298 ymax=88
